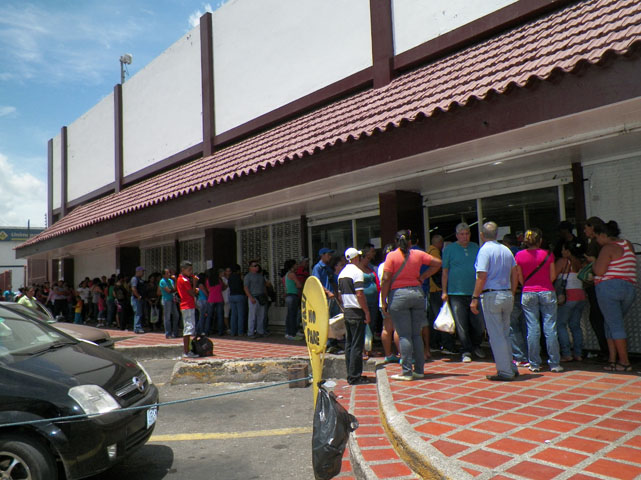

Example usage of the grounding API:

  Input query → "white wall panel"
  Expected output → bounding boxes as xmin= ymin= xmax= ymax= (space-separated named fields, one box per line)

xmin=74 ymin=248 xmax=116 ymax=281
xmin=123 ymin=26 xmax=203 ymax=176
xmin=67 ymin=94 xmax=115 ymax=201
xmin=392 ymin=0 xmax=517 ymax=55
xmin=213 ymin=0 xmax=372 ymax=134
xmin=52 ymin=134 xmax=61 ymax=209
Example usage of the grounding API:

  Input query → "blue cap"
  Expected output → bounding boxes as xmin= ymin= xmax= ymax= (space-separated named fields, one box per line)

xmin=318 ymin=247 xmax=335 ymax=256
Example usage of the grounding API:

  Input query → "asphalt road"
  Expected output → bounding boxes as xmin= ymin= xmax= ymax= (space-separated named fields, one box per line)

xmin=87 ymin=358 xmax=328 ymax=480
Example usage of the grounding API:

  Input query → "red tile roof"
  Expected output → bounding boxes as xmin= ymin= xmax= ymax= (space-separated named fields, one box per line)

xmin=19 ymin=0 xmax=641 ymax=249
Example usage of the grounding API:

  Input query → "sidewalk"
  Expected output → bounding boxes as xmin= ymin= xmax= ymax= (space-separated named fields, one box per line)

xmin=108 ymin=330 xmax=641 ymax=479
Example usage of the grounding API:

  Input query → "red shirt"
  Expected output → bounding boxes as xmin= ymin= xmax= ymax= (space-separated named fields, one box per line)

xmin=383 ymin=248 xmax=433 ymax=289
xmin=177 ymin=274 xmax=196 ymax=310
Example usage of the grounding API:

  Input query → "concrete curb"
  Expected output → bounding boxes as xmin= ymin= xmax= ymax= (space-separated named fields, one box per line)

xmin=376 ymin=367 xmax=473 ymax=480
xmin=167 ymin=354 xmax=378 ymax=384
xmin=116 ymin=344 xmax=182 ymax=360
xmin=347 ymin=383 xmax=381 ymax=480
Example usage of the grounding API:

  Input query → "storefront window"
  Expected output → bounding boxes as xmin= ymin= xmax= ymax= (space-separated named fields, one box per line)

xmin=311 ymin=220 xmax=352 ymax=260
xmin=355 ymin=216 xmax=381 ymax=249
xmin=428 ymin=200 xmax=479 ymax=244
xmin=480 ymin=186 xmax=561 ymax=248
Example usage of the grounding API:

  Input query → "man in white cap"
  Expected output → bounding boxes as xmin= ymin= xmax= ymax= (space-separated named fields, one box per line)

xmin=338 ymin=247 xmax=372 ymax=385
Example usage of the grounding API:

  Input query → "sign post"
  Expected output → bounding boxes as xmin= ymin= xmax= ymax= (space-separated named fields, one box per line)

xmin=301 ymin=276 xmax=329 ymax=406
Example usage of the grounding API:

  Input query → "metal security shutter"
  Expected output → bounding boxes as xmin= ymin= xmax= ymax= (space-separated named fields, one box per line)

xmin=271 ymin=220 xmax=302 ymax=306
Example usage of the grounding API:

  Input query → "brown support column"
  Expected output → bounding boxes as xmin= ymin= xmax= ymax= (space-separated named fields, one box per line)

xmin=205 ymin=228 xmax=237 ymax=269
xmin=200 ymin=12 xmax=215 ymax=156
xmin=114 ymin=84 xmax=124 ymax=192
xmin=571 ymin=162 xmax=587 ymax=224
xmin=52 ymin=259 xmax=60 ymax=283
xmin=116 ymin=247 xmax=140 ymax=278
xmin=60 ymin=126 xmax=68 ymax=217
xmin=369 ymin=0 xmax=394 ymax=88
xmin=47 ymin=139 xmax=53 ymax=226
xmin=300 ymin=215 xmax=309 ymax=258
xmin=379 ymin=190 xmax=424 ymax=248
xmin=62 ymin=257 xmax=74 ymax=286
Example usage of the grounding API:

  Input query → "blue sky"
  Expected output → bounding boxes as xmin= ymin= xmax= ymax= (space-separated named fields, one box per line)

xmin=0 ymin=0 xmax=227 ymax=227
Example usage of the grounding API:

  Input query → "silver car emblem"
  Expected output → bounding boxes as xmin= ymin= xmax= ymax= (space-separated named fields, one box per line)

xmin=132 ymin=376 xmax=145 ymax=393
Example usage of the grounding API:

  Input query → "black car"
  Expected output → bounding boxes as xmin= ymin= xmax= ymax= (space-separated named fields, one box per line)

xmin=0 ymin=307 xmax=159 ymax=479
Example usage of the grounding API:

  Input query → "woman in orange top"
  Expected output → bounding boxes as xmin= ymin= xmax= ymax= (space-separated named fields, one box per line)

xmin=381 ymin=230 xmax=441 ymax=381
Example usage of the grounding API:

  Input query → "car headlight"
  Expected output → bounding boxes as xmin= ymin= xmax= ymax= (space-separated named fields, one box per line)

xmin=68 ymin=385 xmax=120 ymax=415
xmin=136 ymin=361 xmax=154 ymax=385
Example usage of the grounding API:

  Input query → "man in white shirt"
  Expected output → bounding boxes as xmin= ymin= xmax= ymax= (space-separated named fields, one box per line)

xmin=338 ymin=248 xmax=372 ymax=385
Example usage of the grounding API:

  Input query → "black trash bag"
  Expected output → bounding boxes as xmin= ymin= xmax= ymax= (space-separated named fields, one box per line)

xmin=312 ymin=383 xmax=359 ymax=480
xmin=191 ymin=336 xmax=213 ymax=357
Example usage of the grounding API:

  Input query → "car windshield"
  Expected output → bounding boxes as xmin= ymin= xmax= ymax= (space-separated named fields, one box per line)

xmin=0 ymin=311 xmax=76 ymax=362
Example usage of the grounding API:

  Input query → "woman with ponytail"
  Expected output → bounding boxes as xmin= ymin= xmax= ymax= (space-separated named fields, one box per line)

xmin=381 ymin=230 xmax=442 ymax=381
xmin=593 ymin=220 xmax=637 ymax=371
xmin=515 ymin=228 xmax=562 ymax=373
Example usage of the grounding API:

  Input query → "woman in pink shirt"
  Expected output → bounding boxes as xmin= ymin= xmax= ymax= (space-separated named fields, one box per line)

xmin=206 ymin=269 xmax=226 ymax=336
xmin=515 ymin=228 xmax=562 ymax=373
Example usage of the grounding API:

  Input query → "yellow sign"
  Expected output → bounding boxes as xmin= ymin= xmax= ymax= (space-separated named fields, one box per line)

xmin=301 ymin=276 xmax=329 ymax=406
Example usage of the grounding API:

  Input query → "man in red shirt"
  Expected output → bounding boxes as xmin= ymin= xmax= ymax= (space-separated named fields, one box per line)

xmin=177 ymin=260 xmax=198 ymax=358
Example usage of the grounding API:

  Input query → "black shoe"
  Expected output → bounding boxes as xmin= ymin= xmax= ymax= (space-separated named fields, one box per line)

xmin=486 ymin=374 xmax=516 ymax=382
xmin=349 ymin=376 xmax=376 ymax=385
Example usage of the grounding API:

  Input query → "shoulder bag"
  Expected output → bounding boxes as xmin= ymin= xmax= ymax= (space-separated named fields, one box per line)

xmin=554 ymin=260 xmax=570 ymax=306
xmin=523 ymin=251 xmax=551 ymax=285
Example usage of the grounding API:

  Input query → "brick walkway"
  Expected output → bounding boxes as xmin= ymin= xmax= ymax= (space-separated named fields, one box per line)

xmin=377 ymin=356 xmax=641 ymax=480
xmin=109 ymin=329 xmax=309 ymax=358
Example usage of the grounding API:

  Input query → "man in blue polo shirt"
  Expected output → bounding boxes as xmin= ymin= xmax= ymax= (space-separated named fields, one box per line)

xmin=471 ymin=222 xmax=519 ymax=381
xmin=441 ymin=223 xmax=485 ymax=363
xmin=311 ymin=247 xmax=335 ymax=298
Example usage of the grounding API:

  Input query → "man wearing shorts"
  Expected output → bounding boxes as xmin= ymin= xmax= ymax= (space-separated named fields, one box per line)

xmin=177 ymin=260 xmax=199 ymax=358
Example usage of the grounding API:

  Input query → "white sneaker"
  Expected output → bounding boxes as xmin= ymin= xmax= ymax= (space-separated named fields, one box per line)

xmin=550 ymin=365 xmax=564 ymax=373
xmin=183 ymin=351 xmax=198 ymax=358
xmin=462 ymin=354 xmax=472 ymax=363
xmin=284 ymin=334 xmax=296 ymax=340
xmin=390 ymin=374 xmax=414 ymax=381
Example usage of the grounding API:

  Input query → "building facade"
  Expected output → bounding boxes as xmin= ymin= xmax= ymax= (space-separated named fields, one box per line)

xmin=17 ymin=0 xmax=641 ymax=348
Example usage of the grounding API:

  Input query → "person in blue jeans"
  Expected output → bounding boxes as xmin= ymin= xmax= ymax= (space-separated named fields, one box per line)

xmin=515 ymin=229 xmax=562 ymax=372
xmin=159 ymin=268 xmax=179 ymax=338
xmin=441 ymin=223 xmax=486 ymax=363
xmin=227 ymin=264 xmax=246 ymax=336
xmin=381 ymin=230 xmax=441 ymax=381
xmin=130 ymin=266 xmax=146 ymax=334
xmin=471 ymin=222 xmax=520 ymax=381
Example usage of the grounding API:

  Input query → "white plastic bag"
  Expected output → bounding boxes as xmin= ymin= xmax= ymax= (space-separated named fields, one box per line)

xmin=364 ymin=324 xmax=373 ymax=352
xmin=434 ymin=302 xmax=455 ymax=334
xmin=328 ymin=313 xmax=346 ymax=339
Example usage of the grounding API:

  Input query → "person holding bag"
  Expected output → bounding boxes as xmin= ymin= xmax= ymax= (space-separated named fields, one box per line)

xmin=555 ymin=240 xmax=587 ymax=362
xmin=515 ymin=228 xmax=562 ymax=373
xmin=381 ymin=230 xmax=441 ymax=381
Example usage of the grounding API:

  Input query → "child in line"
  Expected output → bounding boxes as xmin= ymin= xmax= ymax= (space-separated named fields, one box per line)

xmin=74 ymin=296 xmax=84 ymax=324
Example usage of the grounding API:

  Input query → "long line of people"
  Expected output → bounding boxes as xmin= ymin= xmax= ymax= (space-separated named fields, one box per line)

xmin=319 ymin=217 xmax=637 ymax=384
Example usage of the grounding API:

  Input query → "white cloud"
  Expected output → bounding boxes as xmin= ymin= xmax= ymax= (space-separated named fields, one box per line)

xmin=0 ymin=152 xmax=46 ymax=227
xmin=0 ymin=106 xmax=16 ymax=117
xmin=188 ymin=1 xmax=229 ymax=27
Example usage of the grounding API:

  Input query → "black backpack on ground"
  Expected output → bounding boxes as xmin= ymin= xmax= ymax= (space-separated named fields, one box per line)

xmin=191 ymin=336 xmax=214 ymax=357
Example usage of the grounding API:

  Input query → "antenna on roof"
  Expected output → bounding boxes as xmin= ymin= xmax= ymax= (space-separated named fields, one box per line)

xmin=120 ymin=53 xmax=133 ymax=84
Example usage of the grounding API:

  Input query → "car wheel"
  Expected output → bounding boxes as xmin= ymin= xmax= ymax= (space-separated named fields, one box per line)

xmin=0 ymin=435 xmax=58 ymax=480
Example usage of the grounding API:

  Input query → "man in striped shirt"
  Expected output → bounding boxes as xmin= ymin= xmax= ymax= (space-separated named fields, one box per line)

xmin=338 ymin=248 xmax=372 ymax=385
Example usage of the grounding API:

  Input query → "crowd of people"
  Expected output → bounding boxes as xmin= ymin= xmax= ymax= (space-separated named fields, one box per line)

xmin=311 ymin=217 xmax=637 ymax=384
xmin=1 ymin=216 xmax=636 ymax=370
